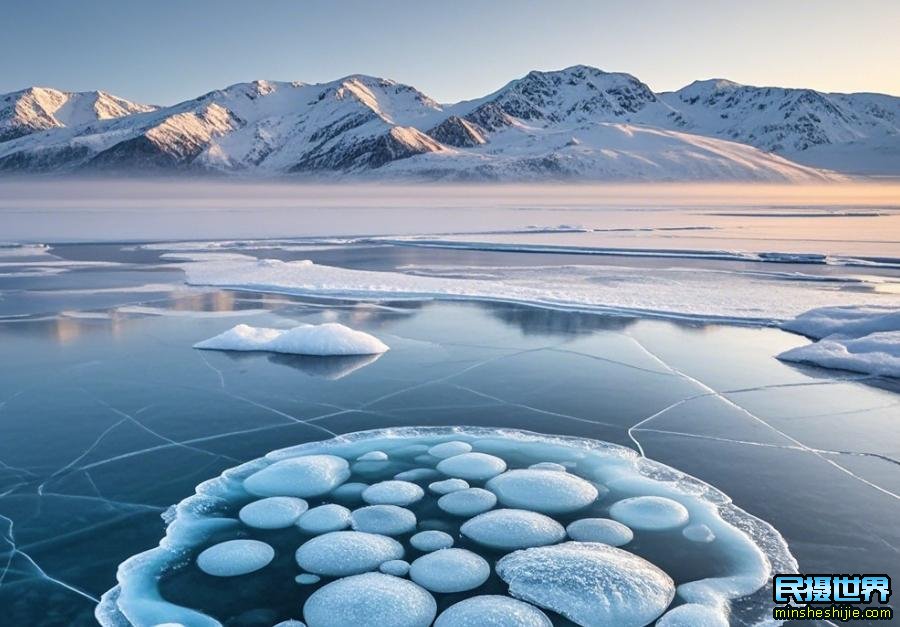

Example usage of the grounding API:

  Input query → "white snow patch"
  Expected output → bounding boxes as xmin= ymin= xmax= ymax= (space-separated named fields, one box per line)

xmin=238 ymin=496 xmax=308 ymax=529
xmin=196 ymin=539 xmax=274 ymax=577
xmin=429 ymin=478 xmax=469 ymax=495
xmin=351 ymin=505 xmax=417 ymax=536
xmin=486 ymin=469 xmax=599 ymax=514
xmin=296 ymin=504 xmax=352 ymax=534
xmin=565 ymin=518 xmax=633 ymax=546
xmin=437 ymin=488 xmax=497 ymax=517
xmin=427 ymin=441 xmax=472 ymax=459
xmin=436 ymin=452 xmax=507 ymax=481
xmin=243 ymin=455 xmax=350 ymax=498
xmin=379 ymin=559 xmax=411 ymax=576
xmin=409 ymin=548 xmax=490 ymax=593
xmin=460 ymin=509 xmax=565 ymax=550
xmin=609 ymin=496 xmax=690 ymax=531
xmin=295 ymin=531 xmax=404 ymax=577
xmin=434 ymin=596 xmax=552 ymax=627
xmin=410 ymin=530 xmax=454 ymax=552
xmin=362 ymin=481 xmax=425 ymax=506
xmin=303 ymin=573 xmax=436 ymax=627
xmin=194 ymin=322 xmax=389 ymax=356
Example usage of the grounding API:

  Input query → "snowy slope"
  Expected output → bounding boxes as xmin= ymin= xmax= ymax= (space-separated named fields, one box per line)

xmin=0 ymin=66 xmax=895 ymax=179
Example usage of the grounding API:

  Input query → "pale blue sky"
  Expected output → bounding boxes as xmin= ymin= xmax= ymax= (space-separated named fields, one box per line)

xmin=3 ymin=0 xmax=898 ymax=105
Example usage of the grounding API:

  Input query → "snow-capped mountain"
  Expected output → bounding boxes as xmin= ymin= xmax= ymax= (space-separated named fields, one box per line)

xmin=0 ymin=87 xmax=156 ymax=142
xmin=0 ymin=66 xmax=896 ymax=180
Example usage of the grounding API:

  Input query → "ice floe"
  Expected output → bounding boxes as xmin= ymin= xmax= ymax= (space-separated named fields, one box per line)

xmin=436 ymin=452 xmax=507 ymax=481
xmin=409 ymin=549 xmax=490 ymax=593
xmin=460 ymin=509 xmax=565 ymax=550
xmin=609 ymin=496 xmax=690 ymax=531
xmin=496 ymin=542 xmax=675 ymax=627
xmin=565 ymin=518 xmax=633 ymax=546
xmin=243 ymin=454 xmax=351 ymax=498
xmin=295 ymin=531 xmax=404 ymax=577
xmin=410 ymin=530 xmax=454 ymax=552
xmin=486 ymin=468 xmax=599 ymax=514
xmin=196 ymin=539 xmax=274 ymax=577
xmin=437 ymin=488 xmax=497 ymax=517
xmin=303 ymin=573 xmax=436 ymax=627
xmin=238 ymin=496 xmax=308 ymax=529
xmin=296 ymin=504 xmax=352 ymax=534
xmin=363 ymin=480 xmax=425 ymax=506
xmin=434 ymin=595 xmax=552 ymax=627
xmin=194 ymin=322 xmax=389 ymax=356
xmin=351 ymin=504 xmax=417 ymax=535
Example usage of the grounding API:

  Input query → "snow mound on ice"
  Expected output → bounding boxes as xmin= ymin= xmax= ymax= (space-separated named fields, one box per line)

xmin=351 ymin=504 xmax=417 ymax=535
xmin=238 ymin=496 xmax=308 ymax=529
xmin=779 ymin=306 xmax=900 ymax=377
xmin=461 ymin=509 xmax=565 ymax=550
xmin=357 ymin=450 xmax=389 ymax=461
xmin=410 ymin=530 xmax=454 ymax=552
xmin=486 ymin=469 xmax=599 ymax=514
xmin=437 ymin=452 xmax=507 ymax=481
xmin=295 ymin=531 xmax=404 ymax=577
xmin=363 ymin=480 xmax=425 ymax=506
xmin=196 ymin=539 xmax=274 ymax=577
xmin=438 ymin=488 xmax=497 ymax=517
xmin=609 ymin=496 xmax=690 ymax=531
xmin=297 ymin=504 xmax=352 ymax=534
xmin=496 ymin=542 xmax=675 ymax=627
xmin=194 ymin=322 xmax=389 ymax=356
xmin=303 ymin=573 xmax=436 ymax=627
xmin=655 ymin=603 xmax=729 ymax=627
xmin=429 ymin=478 xmax=469 ymax=494
xmin=565 ymin=518 xmax=633 ymax=546
xmin=409 ymin=548 xmax=490 ymax=593
xmin=428 ymin=441 xmax=472 ymax=459
xmin=434 ymin=596 xmax=552 ymax=627
xmin=379 ymin=559 xmax=411 ymax=576
xmin=243 ymin=454 xmax=350 ymax=498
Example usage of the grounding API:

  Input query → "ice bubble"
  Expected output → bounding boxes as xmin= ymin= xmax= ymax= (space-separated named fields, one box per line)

xmin=438 ymin=488 xmax=497 ymax=517
xmin=294 ymin=574 xmax=320 ymax=585
xmin=409 ymin=548 xmax=490 ymax=593
xmin=238 ymin=497 xmax=308 ymax=529
xmin=486 ymin=469 xmax=598 ymax=514
xmin=410 ymin=530 xmax=454 ymax=552
xmin=682 ymin=524 xmax=716 ymax=543
xmin=357 ymin=451 xmax=389 ymax=461
xmin=460 ymin=509 xmax=565 ymax=550
xmin=428 ymin=441 xmax=473 ymax=459
xmin=303 ymin=573 xmax=436 ymax=627
xmin=295 ymin=531 xmax=404 ymax=577
xmin=351 ymin=505 xmax=417 ymax=536
xmin=363 ymin=481 xmax=425 ymax=506
xmin=429 ymin=478 xmax=469 ymax=495
xmin=437 ymin=452 xmax=506 ymax=481
xmin=496 ymin=542 xmax=675 ymax=627
xmin=395 ymin=468 xmax=442 ymax=482
xmin=609 ymin=496 xmax=690 ymax=531
xmin=297 ymin=504 xmax=352 ymax=534
xmin=243 ymin=455 xmax=350 ymax=498
xmin=380 ymin=559 xmax=411 ymax=576
xmin=566 ymin=518 xmax=633 ymax=546
xmin=274 ymin=621 xmax=306 ymax=627
xmin=434 ymin=596 xmax=552 ymax=627
xmin=196 ymin=539 xmax=274 ymax=577
xmin=330 ymin=482 xmax=368 ymax=503
xmin=528 ymin=462 xmax=567 ymax=472
xmin=656 ymin=603 xmax=729 ymax=627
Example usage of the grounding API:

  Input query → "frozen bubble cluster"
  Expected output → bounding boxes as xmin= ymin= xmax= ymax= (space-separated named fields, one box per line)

xmin=99 ymin=427 xmax=796 ymax=627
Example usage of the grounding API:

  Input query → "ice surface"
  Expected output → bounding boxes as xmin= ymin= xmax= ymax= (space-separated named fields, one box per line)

xmin=362 ymin=480 xmax=425 ymax=506
xmin=486 ymin=469 xmax=599 ymax=514
xmin=194 ymin=322 xmax=389 ymax=356
xmin=460 ymin=509 xmax=565 ymax=550
xmin=496 ymin=542 xmax=675 ymax=627
xmin=429 ymin=478 xmax=469 ymax=494
xmin=427 ymin=441 xmax=473 ymax=459
xmin=436 ymin=452 xmax=507 ymax=481
xmin=409 ymin=548 xmax=490 ymax=593
xmin=437 ymin=488 xmax=497 ymax=517
xmin=434 ymin=596 xmax=552 ymax=627
xmin=609 ymin=496 xmax=690 ymax=531
xmin=655 ymin=603 xmax=729 ymax=627
xmin=410 ymin=530 xmax=454 ymax=552
xmin=379 ymin=559 xmax=411 ymax=576
xmin=565 ymin=518 xmax=633 ymax=546
xmin=243 ymin=455 xmax=350 ymax=498
xmin=779 ymin=306 xmax=900 ymax=377
xmin=296 ymin=504 xmax=352 ymax=534
xmin=351 ymin=505 xmax=417 ymax=535
xmin=238 ymin=496 xmax=309 ymax=529
xmin=683 ymin=523 xmax=716 ymax=543
xmin=196 ymin=539 xmax=275 ymax=577
xmin=295 ymin=531 xmax=404 ymax=577
xmin=302 ymin=573 xmax=436 ymax=627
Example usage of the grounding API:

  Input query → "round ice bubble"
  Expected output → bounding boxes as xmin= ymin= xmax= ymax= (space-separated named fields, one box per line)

xmin=330 ymin=482 xmax=368 ymax=503
xmin=274 ymin=621 xmax=307 ymax=627
xmin=363 ymin=481 xmax=425 ymax=506
xmin=528 ymin=462 xmax=567 ymax=472
xmin=437 ymin=452 xmax=507 ymax=481
xmin=357 ymin=451 xmax=389 ymax=462
xmin=438 ymin=488 xmax=497 ymax=517
xmin=428 ymin=441 xmax=472 ymax=459
xmin=351 ymin=505 xmax=417 ymax=536
xmin=295 ymin=574 xmax=320 ymax=585
xmin=297 ymin=504 xmax=352 ymax=534
xmin=461 ymin=509 xmax=565 ymax=550
xmin=243 ymin=455 xmax=350 ymax=498
xmin=609 ymin=496 xmax=690 ymax=531
xmin=410 ymin=530 xmax=454 ymax=552
xmin=196 ymin=539 xmax=274 ymax=577
xmin=238 ymin=496 xmax=308 ymax=529
xmin=395 ymin=468 xmax=442 ymax=482
xmin=682 ymin=523 xmax=716 ymax=543
xmin=434 ymin=595 xmax=552 ymax=627
xmin=497 ymin=541 xmax=675 ymax=627
xmin=409 ymin=548 xmax=490 ymax=593
xmin=566 ymin=518 xmax=633 ymax=546
xmin=303 ymin=573 xmax=436 ymax=627
xmin=429 ymin=478 xmax=469 ymax=495
xmin=380 ymin=559 xmax=411 ymax=576
xmin=295 ymin=531 xmax=404 ymax=577
xmin=656 ymin=603 xmax=729 ymax=627
xmin=486 ymin=469 xmax=598 ymax=514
